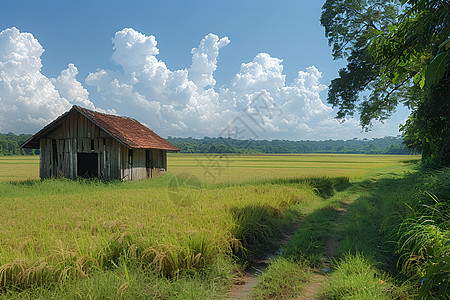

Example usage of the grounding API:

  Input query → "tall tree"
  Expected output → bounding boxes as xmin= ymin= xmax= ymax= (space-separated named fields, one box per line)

xmin=321 ymin=0 xmax=449 ymax=167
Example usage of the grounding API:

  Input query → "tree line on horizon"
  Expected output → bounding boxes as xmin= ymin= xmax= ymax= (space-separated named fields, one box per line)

xmin=0 ymin=133 xmax=37 ymax=156
xmin=0 ymin=132 xmax=413 ymax=156
xmin=167 ymin=136 xmax=412 ymax=154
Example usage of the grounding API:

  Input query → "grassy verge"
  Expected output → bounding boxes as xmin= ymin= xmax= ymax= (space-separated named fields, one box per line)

xmin=250 ymin=177 xmax=353 ymax=298
xmin=320 ymin=167 xmax=450 ymax=299
xmin=251 ymin=164 xmax=431 ymax=299
xmin=250 ymin=257 xmax=310 ymax=299
xmin=320 ymin=253 xmax=407 ymax=299
xmin=392 ymin=168 xmax=450 ymax=298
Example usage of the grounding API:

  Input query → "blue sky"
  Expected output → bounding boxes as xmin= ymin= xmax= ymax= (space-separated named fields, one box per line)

xmin=0 ymin=0 xmax=409 ymax=140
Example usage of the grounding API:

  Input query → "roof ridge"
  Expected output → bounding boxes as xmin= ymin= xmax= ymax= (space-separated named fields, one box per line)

xmin=74 ymin=105 xmax=147 ymax=126
xmin=72 ymin=105 xmax=179 ymax=151
xmin=22 ymin=105 xmax=180 ymax=151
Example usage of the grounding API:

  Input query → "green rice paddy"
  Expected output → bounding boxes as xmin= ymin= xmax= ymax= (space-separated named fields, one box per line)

xmin=168 ymin=153 xmax=418 ymax=183
xmin=0 ymin=153 xmax=419 ymax=297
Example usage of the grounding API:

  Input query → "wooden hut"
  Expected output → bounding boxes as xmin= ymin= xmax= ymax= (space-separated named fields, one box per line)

xmin=21 ymin=105 xmax=179 ymax=181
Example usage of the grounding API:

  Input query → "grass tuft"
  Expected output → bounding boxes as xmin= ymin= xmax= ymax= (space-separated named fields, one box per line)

xmin=230 ymin=203 xmax=300 ymax=260
xmin=320 ymin=253 xmax=408 ymax=299
xmin=251 ymin=257 xmax=311 ymax=299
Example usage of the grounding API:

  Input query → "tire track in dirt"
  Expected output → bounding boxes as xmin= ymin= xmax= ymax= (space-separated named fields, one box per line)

xmin=227 ymin=235 xmax=290 ymax=299
xmin=227 ymin=200 xmax=351 ymax=300
xmin=296 ymin=201 xmax=350 ymax=300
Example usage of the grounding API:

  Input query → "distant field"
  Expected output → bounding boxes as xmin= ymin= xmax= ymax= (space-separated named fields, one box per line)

xmin=0 ymin=153 xmax=419 ymax=183
xmin=167 ymin=153 xmax=419 ymax=183
xmin=0 ymin=156 xmax=39 ymax=182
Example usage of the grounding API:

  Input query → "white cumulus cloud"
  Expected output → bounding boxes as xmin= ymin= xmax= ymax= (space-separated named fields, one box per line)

xmin=51 ymin=63 xmax=93 ymax=109
xmin=231 ymin=53 xmax=285 ymax=94
xmin=1 ymin=26 xmax=392 ymax=140
xmin=189 ymin=33 xmax=230 ymax=88
xmin=85 ymin=28 xmax=352 ymax=139
xmin=0 ymin=27 xmax=102 ymax=133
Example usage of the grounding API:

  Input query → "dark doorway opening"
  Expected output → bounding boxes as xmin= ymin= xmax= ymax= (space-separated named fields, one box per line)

xmin=77 ymin=153 xmax=98 ymax=178
xmin=146 ymin=150 xmax=153 ymax=178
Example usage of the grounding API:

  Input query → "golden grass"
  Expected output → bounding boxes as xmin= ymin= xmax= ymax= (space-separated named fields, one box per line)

xmin=0 ymin=153 xmax=418 ymax=289
xmin=0 ymin=156 xmax=39 ymax=182
xmin=0 ymin=178 xmax=317 ymax=288
xmin=168 ymin=153 xmax=419 ymax=183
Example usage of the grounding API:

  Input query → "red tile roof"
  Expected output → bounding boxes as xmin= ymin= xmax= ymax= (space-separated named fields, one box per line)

xmin=22 ymin=106 xmax=180 ymax=151
xmin=77 ymin=106 xmax=179 ymax=150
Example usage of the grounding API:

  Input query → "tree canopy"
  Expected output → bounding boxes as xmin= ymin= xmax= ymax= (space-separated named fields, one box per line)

xmin=321 ymin=0 xmax=449 ymax=167
xmin=0 ymin=133 xmax=36 ymax=156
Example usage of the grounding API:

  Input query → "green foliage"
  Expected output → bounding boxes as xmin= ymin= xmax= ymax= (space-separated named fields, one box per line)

xmin=373 ymin=0 xmax=450 ymax=168
xmin=392 ymin=169 xmax=450 ymax=298
xmin=321 ymin=0 xmax=402 ymax=127
xmin=378 ymin=0 xmax=450 ymax=89
xmin=321 ymin=0 xmax=398 ymax=60
xmin=402 ymin=74 xmax=450 ymax=168
xmin=321 ymin=0 xmax=450 ymax=167
xmin=0 ymin=133 xmax=36 ymax=156
xmin=419 ymin=253 xmax=450 ymax=299
xmin=168 ymin=136 xmax=412 ymax=154
xmin=425 ymin=51 xmax=449 ymax=87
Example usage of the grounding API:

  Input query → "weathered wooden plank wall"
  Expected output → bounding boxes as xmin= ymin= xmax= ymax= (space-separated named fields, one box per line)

xmin=40 ymin=112 xmax=168 ymax=181
xmin=118 ymin=147 xmax=167 ymax=181
xmin=41 ymin=113 xmax=121 ymax=179
xmin=131 ymin=149 xmax=147 ymax=181
xmin=39 ymin=139 xmax=52 ymax=179
xmin=150 ymin=149 xmax=166 ymax=177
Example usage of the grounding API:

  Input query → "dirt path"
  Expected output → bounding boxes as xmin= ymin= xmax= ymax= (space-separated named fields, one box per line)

xmin=227 ymin=201 xmax=350 ymax=300
xmin=227 ymin=260 xmax=269 ymax=300
xmin=295 ymin=202 xmax=350 ymax=300
xmin=227 ymin=236 xmax=289 ymax=299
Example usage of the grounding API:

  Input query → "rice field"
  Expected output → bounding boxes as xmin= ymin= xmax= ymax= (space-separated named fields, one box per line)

xmin=0 ymin=153 xmax=419 ymax=293
xmin=167 ymin=153 xmax=418 ymax=183
xmin=0 ymin=156 xmax=39 ymax=182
